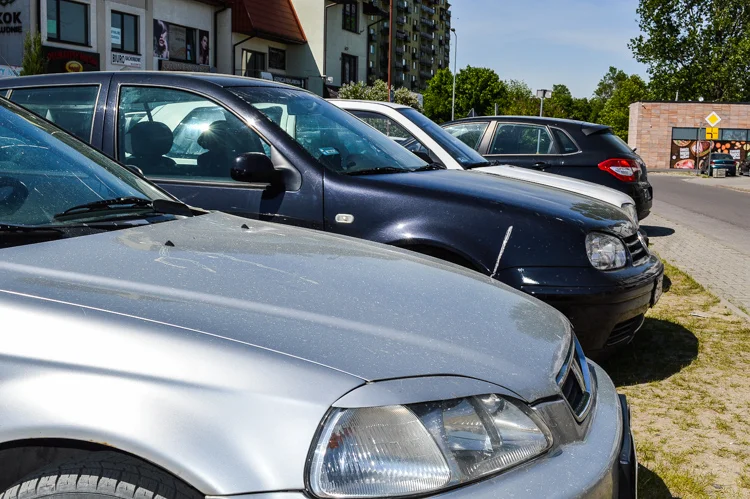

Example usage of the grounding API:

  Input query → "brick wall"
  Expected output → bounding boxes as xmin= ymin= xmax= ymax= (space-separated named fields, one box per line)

xmin=628 ymin=102 xmax=750 ymax=169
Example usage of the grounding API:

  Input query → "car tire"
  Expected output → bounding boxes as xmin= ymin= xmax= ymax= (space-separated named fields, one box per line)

xmin=0 ymin=451 xmax=202 ymax=499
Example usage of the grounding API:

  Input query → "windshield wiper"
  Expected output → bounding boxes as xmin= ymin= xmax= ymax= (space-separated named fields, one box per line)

xmin=0 ymin=224 xmax=65 ymax=234
xmin=413 ymin=163 xmax=447 ymax=171
xmin=54 ymin=197 xmax=193 ymax=219
xmin=346 ymin=166 xmax=410 ymax=176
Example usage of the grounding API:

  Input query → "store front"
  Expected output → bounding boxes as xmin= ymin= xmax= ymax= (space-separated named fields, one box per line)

xmin=629 ymin=102 xmax=750 ymax=170
xmin=152 ymin=1 xmax=214 ymax=72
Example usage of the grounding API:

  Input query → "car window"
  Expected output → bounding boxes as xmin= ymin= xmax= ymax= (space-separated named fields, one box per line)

xmin=712 ymin=154 xmax=733 ymax=160
xmin=350 ymin=111 xmax=413 ymax=141
xmin=117 ymin=86 xmax=271 ymax=182
xmin=552 ymin=128 xmax=579 ymax=154
xmin=230 ymin=87 xmax=427 ymax=174
xmin=8 ymin=85 xmax=99 ymax=142
xmin=0 ymin=99 xmax=168 ymax=228
xmin=490 ymin=124 xmax=553 ymax=155
xmin=442 ymin=122 xmax=489 ymax=150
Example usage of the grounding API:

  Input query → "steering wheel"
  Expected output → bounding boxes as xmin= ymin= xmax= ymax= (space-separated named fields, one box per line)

xmin=0 ymin=177 xmax=29 ymax=216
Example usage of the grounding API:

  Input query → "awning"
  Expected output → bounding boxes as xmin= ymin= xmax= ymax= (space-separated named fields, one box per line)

xmin=231 ymin=0 xmax=307 ymax=45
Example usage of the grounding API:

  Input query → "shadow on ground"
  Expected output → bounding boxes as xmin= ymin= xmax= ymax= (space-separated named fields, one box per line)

xmin=601 ymin=318 xmax=698 ymax=387
xmin=642 ymin=225 xmax=676 ymax=238
xmin=638 ymin=464 xmax=676 ymax=498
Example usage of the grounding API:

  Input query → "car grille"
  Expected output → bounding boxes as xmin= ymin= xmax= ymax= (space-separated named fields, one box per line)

xmin=624 ymin=232 xmax=649 ymax=266
xmin=606 ymin=314 xmax=645 ymax=347
xmin=556 ymin=336 xmax=593 ymax=422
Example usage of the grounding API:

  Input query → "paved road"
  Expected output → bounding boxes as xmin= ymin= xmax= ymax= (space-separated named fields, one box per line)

xmin=642 ymin=174 xmax=750 ymax=316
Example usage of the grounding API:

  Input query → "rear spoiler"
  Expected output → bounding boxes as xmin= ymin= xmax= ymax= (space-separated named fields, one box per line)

xmin=581 ymin=123 xmax=612 ymax=136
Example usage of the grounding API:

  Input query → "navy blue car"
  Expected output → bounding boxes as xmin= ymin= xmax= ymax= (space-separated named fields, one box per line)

xmin=0 ymin=73 xmax=663 ymax=356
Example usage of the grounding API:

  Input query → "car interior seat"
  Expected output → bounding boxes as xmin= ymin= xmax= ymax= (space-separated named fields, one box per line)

xmin=197 ymin=120 xmax=265 ymax=178
xmin=126 ymin=121 xmax=177 ymax=176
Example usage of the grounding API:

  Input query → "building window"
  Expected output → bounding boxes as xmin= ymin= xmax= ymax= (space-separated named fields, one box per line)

xmin=671 ymin=128 xmax=699 ymax=140
xmin=721 ymin=129 xmax=748 ymax=141
xmin=243 ymin=49 xmax=266 ymax=77
xmin=341 ymin=53 xmax=358 ymax=85
xmin=111 ymin=11 xmax=138 ymax=54
xmin=47 ymin=0 xmax=89 ymax=46
xmin=342 ymin=3 xmax=358 ymax=33
xmin=269 ymin=47 xmax=286 ymax=70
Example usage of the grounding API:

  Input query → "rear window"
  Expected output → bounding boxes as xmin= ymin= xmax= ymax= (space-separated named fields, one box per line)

xmin=712 ymin=154 xmax=733 ymax=160
xmin=595 ymin=131 xmax=636 ymax=156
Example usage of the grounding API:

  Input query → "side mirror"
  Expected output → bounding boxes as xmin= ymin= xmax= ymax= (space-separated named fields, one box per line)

xmin=413 ymin=150 xmax=432 ymax=163
xmin=231 ymin=152 xmax=281 ymax=186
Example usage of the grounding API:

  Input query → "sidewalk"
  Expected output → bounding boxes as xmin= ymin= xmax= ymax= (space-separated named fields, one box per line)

xmin=644 ymin=212 xmax=750 ymax=319
xmin=650 ymin=172 xmax=750 ymax=193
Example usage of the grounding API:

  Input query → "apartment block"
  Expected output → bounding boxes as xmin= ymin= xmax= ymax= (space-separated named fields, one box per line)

xmin=363 ymin=0 xmax=452 ymax=92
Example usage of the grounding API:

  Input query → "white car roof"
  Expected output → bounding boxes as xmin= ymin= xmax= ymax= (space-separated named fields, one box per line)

xmin=329 ymin=99 xmax=411 ymax=110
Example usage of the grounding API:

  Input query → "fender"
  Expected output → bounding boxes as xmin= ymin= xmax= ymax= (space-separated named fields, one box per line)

xmin=0 ymin=293 xmax=362 ymax=495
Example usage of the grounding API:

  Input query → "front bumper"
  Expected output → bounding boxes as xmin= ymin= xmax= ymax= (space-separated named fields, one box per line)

xmin=221 ymin=364 xmax=634 ymax=499
xmin=497 ymin=254 xmax=664 ymax=356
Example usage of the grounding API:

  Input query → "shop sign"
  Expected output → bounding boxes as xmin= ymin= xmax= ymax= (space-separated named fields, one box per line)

xmin=159 ymin=59 xmax=210 ymax=72
xmin=0 ymin=64 xmax=20 ymax=77
xmin=111 ymin=27 xmax=121 ymax=45
xmin=0 ymin=0 xmax=30 ymax=67
xmin=271 ymin=74 xmax=306 ymax=88
xmin=42 ymin=46 xmax=100 ymax=73
xmin=112 ymin=52 xmax=142 ymax=67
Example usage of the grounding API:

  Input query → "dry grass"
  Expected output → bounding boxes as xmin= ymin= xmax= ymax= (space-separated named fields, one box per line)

xmin=601 ymin=261 xmax=750 ymax=498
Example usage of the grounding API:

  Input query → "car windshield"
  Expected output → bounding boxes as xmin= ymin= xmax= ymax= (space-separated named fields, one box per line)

xmin=230 ymin=87 xmax=428 ymax=174
xmin=398 ymin=110 xmax=490 ymax=168
xmin=0 ymin=99 xmax=172 ymax=228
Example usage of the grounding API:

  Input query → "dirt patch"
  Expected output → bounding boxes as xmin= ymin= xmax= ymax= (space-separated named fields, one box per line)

xmin=601 ymin=261 xmax=750 ymax=498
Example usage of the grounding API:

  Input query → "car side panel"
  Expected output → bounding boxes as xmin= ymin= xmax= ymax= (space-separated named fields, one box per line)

xmin=0 ymin=293 xmax=361 ymax=495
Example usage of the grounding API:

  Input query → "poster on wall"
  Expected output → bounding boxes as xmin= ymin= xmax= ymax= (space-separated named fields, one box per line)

xmin=198 ymin=30 xmax=209 ymax=65
xmin=169 ymin=24 xmax=187 ymax=61
xmin=670 ymin=139 xmax=750 ymax=169
xmin=153 ymin=20 xmax=170 ymax=59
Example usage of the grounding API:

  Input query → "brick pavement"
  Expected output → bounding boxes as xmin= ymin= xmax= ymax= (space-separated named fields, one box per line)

xmin=644 ymin=213 xmax=750 ymax=318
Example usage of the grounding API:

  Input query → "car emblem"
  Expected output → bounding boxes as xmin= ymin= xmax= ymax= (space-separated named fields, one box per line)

xmin=637 ymin=231 xmax=650 ymax=255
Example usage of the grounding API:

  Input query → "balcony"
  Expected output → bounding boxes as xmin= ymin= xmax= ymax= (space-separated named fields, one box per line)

xmin=396 ymin=0 xmax=409 ymax=11
xmin=420 ymin=31 xmax=434 ymax=40
xmin=420 ymin=4 xmax=435 ymax=14
xmin=395 ymin=46 xmax=405 ymax=54
xmin=395 ymin=29 xmax=409 ymax=40
xmin=368 ymin=32 xmax=377 ymax=42
xmin=363 ymin=0 xmax=388 ymax=16
xmin=396 ymin=15 xmax=407 ymax=25
xmin=419 ymin=70 xmax=432 ymax=78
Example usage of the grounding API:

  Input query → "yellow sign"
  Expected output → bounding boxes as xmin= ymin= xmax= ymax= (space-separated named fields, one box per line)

xmin=705 ymin=112 xmax=722 ymax=127
xmin=706 ymin=127 xmax=719 ymax=140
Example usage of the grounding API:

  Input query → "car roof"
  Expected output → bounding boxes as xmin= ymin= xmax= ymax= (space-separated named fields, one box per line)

xmin=0 ymin=71 xmax=301 ymax=90
xmin=445 ymin=115 xmax=611 ymax=135
xmin=328 ymin=99 xmax=410 ymax=110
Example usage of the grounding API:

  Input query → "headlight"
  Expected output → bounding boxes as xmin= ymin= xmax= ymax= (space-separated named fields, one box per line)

xmin=586 ymin=232 xmax=627 ymax=270
xmin=621 ymin=203 xmax=639 ymax=227
xmin=308 ymin=394 xmax=552 ymax=498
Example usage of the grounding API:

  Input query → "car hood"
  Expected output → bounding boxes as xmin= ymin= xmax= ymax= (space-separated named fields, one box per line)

xmin=473 ymin=164 xmax=635 ymax=209
xmin=364 ymin=169 xmax=634 ymax=231
xmin=0 ymin=212 xmax=571 ymax=402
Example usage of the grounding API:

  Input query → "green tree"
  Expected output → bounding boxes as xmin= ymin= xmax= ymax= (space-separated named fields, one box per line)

xmin=20 ymin=31 xmax=45 ymax=76
xmin=337 ymin=79 xmax=422 ymax=110
xmin=454 ymin=66 xmax=508 ymax=119
xmin=598 ymin=75 xmax=649 ymax=141
xmin=594 ymin=66 xmax=628 ymax=101
xmin=630 ymin=0 xmax=750 ymax=101
xmin=423 ymin=68 xmax=455 ymax=122
xmin=501 ymin=80 xmax=538 ymax=116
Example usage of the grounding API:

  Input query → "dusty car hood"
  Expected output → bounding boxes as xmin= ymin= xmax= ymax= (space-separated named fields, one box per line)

xmin=0 ymin=212 xmax=570 ymax=401
xmin=473 ymin=164 xmax=635 ymax=210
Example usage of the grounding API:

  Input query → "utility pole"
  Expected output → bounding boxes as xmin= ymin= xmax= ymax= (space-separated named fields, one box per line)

xmin=536 ymin=89 xmax=551 ymax=117
xmin=451 ymin=28 xmax=457 ymax=120
xmin=387 ymin=0 xmax=394 ymax=100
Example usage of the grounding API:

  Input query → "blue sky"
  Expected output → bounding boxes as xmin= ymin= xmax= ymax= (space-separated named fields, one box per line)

xmin=450 ymin=0 xmax=648 ymax=98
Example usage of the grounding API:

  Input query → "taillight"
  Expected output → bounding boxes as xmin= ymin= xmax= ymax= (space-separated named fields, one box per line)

xmin=598 ymin=158 xmax=639 ymax=182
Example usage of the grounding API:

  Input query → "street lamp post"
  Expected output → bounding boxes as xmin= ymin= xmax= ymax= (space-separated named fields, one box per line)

xmin=451 ymin=28 xmax=457 ymax=121
xmin=536 ymin=89 xmax=552 ymax=117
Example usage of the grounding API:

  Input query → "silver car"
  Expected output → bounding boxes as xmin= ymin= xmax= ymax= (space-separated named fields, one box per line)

xmin=0 ymin=99 xmax=635 ymax=498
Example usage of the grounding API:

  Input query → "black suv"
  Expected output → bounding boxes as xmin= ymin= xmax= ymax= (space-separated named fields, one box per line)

xmin=442 ymin=117 xmax=654 ymax=220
